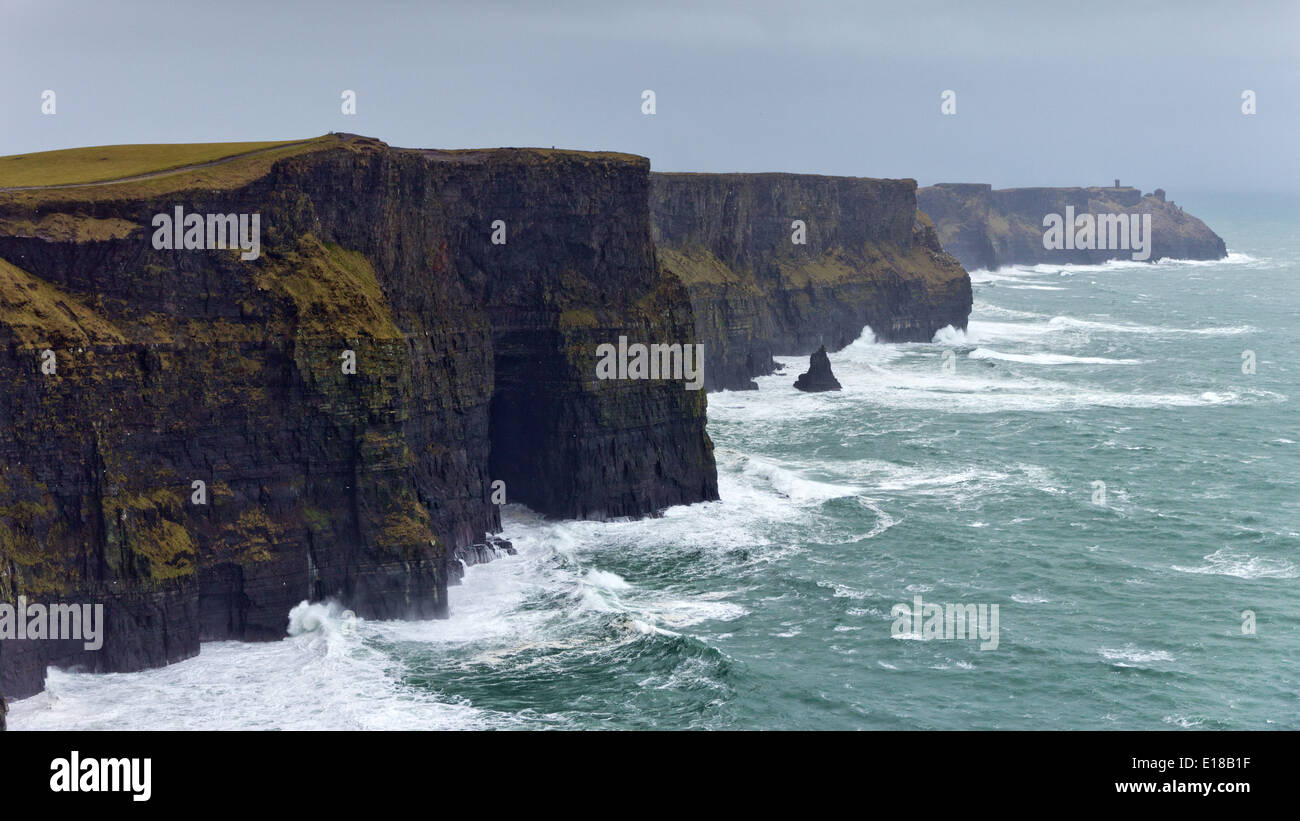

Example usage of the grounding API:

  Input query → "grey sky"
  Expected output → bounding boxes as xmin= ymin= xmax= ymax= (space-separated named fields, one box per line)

xmin=2 ymin=0 xmax=1296 ymax=192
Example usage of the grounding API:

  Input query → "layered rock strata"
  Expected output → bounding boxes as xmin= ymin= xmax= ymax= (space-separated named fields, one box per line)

xmin=916 ymin=183 xmax=1227 ymax=270
xmin=0 ymin=135 xmax=718 ymax=699
xmin=650 ymin=173 xmax=971 ymax=390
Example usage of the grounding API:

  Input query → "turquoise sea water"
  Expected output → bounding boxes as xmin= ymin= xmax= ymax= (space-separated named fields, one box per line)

xmin=11 ymin=194 xmax=1298 ymax=730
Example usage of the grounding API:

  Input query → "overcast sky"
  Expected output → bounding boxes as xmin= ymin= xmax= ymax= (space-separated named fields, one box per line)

xmin=2 ymin=0 xmax=1296 ymax=193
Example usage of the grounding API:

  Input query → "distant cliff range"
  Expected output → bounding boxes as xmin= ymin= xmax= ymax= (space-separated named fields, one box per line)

xmin=917 ymin=183 xmax=1227 ymax=271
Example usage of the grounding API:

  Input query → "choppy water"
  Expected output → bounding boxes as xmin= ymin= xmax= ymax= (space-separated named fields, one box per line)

xmin=11 ymin=194 xmax=1299 ymax=730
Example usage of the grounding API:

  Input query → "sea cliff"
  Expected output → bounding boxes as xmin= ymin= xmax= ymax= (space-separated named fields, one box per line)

xmin=650 ymin=173 xmax=971 ymax=391
xmin=917 ymin=183 xmax=1227 ymax=271
xmin=0 ymin=134 xmax=718 ymax=699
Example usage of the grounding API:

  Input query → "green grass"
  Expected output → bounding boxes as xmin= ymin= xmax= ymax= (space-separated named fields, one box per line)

xmin=0 ymin=212 xmax=139 ymax=242
xmin=0 ymin=257 xmax=125 ymax=347
xmin=0 ymin=139 xmax=312 ymax=187
xmin=420 ymin=146 xmax=646 ymax=166
xmin=657 ymin=246 xmax=752 ymax=287
xmin=0 ymin=137 xmax=349 ymax=208
xmin=662 ymin=239 xmax=965 ymax=293
xmin=257 ymin=236 xmax=403 ymax=340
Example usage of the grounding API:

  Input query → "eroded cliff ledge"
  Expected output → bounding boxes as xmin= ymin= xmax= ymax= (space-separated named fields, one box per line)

xmin=917 ymin=183 xmax=1227 ymax=271
xmin=650 ymin=173 xmax=971 ymax=391
xmin=0 ymin=134 xmax=718 ymax=699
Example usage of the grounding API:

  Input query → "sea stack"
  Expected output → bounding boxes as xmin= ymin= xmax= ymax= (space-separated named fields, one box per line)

xmin=794 ymin=346 xmax=842 ymax=392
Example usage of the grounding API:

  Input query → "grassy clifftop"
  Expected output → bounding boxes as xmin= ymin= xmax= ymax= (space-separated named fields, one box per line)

xmin=0 ymin=136 xmax=344 ymax=205
xmin=0 ymin=139 xmax=309 ymax=187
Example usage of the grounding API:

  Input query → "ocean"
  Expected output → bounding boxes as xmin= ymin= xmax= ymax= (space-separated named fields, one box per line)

xmin=10 ymin=193 xmax=1297 ymax=731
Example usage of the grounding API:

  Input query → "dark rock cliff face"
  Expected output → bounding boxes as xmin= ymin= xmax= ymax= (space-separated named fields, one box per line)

xmin=0 ymin=135 xmax=718 ymax=700
xmin=650 ymin=173 xmax=972 ymax=391
xmin=917 ymin=183 xmax=1228 ymax=271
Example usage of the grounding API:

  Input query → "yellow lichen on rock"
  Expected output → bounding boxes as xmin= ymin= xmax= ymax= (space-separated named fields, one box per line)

xmin=0 ymin=258 xmax=126 ymax=347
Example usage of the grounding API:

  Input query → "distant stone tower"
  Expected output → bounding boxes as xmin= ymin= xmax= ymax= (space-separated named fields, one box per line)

xmin=1114 ymin=178 xmax=1121 ymax=188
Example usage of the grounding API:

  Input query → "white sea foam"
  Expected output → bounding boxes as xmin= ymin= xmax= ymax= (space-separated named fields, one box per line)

xmin=1099 ymin=645 xmax=1176 ymax=666
xmin=1044 ymin=315 xmax=1253 ymax=336
xmin=738 ymin=456 xmax=860 ymax=502
xmin=8 ymin=495 xmax=767 ymax=730
xmin=9 ymin=606 xmax=502 ymax=731
xmin=967 ymin=266 xmax=1067 ymax=284
xmin=969 ymin=347 xmax=1143 ymax=365
xmin=585 ymin=568 xmax=632 ymax=591
xmin=934 ymin=322 xmax=1057 ymax=345
xmin=971 ymin=301 xmax=1047 ymax=320
xmin=768 ymin=354 xmax=1255 ymax=414
xmin=1171 ymin=548 xmax=1298 ymax=579
xmin=938 ymin=317 xmax=1251 ymax=347
xmin=1159 ymin=251 xmax=1260 ymax=268
xmin=818 ymin=580 xmax=874 ymax=599
xmin=975 ymin=253 xmax=1259 ymax=279
xmin=745 ymin=324 xmax=1274 ymax=415
xmin=838 ymin=326 xmax=906 ymax=364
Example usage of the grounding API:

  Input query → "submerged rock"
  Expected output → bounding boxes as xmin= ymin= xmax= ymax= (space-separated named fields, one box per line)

xmin=794 ymin=346 xmax=842 ymax=392
xmin=489 ymin=536 xmax=517 ymax=555
xmin=453 ymin=536 xmax=518 ymax=572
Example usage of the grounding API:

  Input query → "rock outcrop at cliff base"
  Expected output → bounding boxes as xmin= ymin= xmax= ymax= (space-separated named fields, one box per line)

xmin=0 ymin=134 xmax=719 ymax=700
xmin=794 ymin=346 xmax=841 ymax=392
xmin=917 ymin=183 xmax=1227 ymax=271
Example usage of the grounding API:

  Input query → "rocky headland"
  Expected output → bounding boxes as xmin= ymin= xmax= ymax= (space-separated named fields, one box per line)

xmin=916 ymin=183 xmax=1227 ymax=271
xmin=0 ymin=134 xmax=718 ymax=700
